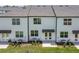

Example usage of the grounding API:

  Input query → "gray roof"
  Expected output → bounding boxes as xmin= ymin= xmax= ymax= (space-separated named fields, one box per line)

xmin=0 ymin=5 xmax=79 ymax=17
xmin=0 ymin=6 xmax=31 ymax=16
xmin=53 ymin=5 xmax=79 ymax=17
xmin=0 ymin=5 xmax=55 ymax=17
xmin=28 ymin=5 xmax=55 ymax=16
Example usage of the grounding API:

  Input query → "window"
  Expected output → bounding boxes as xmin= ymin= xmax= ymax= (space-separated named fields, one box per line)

xmin=33 ymin=18 xmax=41 ymax=24
xmin=35 ymin=31 xmax=38 ymax=36
xmin=20 ymin=31 xmax=23 ymax=37
xmin=16 ymin=31 xmax=23 ymax=38
xmin=60 ymin=32 xmax=68 ymax=38
xmin=64 ymin=19 xmax=72 ymax=25
xmin=16 ymin=31 xmax=19 ymax=37
xmin=31 ymin=30 xmax=38 ymax=36
xmin=31 ymin=31 xmax=34 ymax=36
xmin=12 ymin=19 xmax=20 ymax=25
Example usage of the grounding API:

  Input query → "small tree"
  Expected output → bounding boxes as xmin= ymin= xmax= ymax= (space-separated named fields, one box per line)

xmin=63 ymin=40 xmax=74 ymax=48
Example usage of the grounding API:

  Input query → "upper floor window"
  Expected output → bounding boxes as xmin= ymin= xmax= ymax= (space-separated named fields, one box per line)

xmin=31 ymin=30 xmax=38 ymax=36
xmin=12 ymin=18 xmax=20 ymax=25
xmin=16 ymin=31 xmax=23 ymax=38
xmin=64 ymin=19 xmax=72 ymax=25
xmin=33 ymin=18 xmax=41 ymax=24
xmin=60 ymin=32 xmax=68 ymax=38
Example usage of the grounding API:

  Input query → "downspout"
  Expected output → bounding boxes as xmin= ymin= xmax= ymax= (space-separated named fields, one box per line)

xmin=51 ymin=6 xmax=57 ymax=43
xmin=27 ymin=6 xmax=32 ymax=42
xmin=27 ymin=16 xmax=29 ymax=42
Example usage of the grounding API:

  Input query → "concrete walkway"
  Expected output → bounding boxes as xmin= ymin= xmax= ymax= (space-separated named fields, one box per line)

xmin=74 ymin=42 xmax=79 ymax=49
xmin=0 ymin=44 xmax=8 ymax=48
xmin=42 ymin=43 xmax=57 ymax=47
xmin=75 ymin=45 xmax=79 ymax=49
xmin=42 ymin=41 xmax=57 ymax=47
xmin=0 ymin=42 xmax=9 ymax=49
xmin=42 ymin=40 xmax=57 ymax=47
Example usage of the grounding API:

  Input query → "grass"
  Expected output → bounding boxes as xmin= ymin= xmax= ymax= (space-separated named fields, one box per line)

xmin=0 ymin=44 xmax=79 ymax=53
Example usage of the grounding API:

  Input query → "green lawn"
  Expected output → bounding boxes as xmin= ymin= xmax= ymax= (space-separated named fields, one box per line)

xmin=0 ymin=44 xmax=79 ymax=53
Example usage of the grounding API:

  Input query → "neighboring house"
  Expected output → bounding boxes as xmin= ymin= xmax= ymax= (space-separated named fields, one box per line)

xmin=0 ymin=6 xmax=31 ymax=42
xmin=28 ymin=6 xmax=56 ymax=43
xmin=53 ymin=5 xmax=79 ymax=43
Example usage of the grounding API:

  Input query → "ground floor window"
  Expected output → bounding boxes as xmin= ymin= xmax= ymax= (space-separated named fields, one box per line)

xmin=2 ymin=33 xmax=9 ymax=38
xmin=60 ymin=32 xmax=68 ymax=38
xmin=31 ymin=30 xmax=38 ymax=36
xmin=16 ymin=31 xmax=23 ymax=38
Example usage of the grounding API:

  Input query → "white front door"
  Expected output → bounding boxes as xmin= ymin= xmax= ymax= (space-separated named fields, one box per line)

xmin=74 ymin=34 xmax=79 ymax=41
xmin=2 ymin=33 xmax=9 ymax=40
xmin=44 ymin=32 xmax=52 ymax=40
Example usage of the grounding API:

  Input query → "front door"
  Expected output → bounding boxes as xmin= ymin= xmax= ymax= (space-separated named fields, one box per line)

xmin=74 ymin=34 xmax=79 ymax=41
xmin=44 ymin=32 xmax=52 ymax=40
xmin=2 ymin=33 xmax=9 ymax=40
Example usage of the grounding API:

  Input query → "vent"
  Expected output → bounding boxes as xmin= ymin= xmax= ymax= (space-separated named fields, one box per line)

xmin=59 ymin=5 xmax=69 ymax=7
xmin=59 ymin=5 xmax=63 ymax=7
xmin=42 ymin=5 xmax=46 ymax=7
xmin=3 ymin=5 xmax=10 ymax=7
xmin=12 ymin=6 xmax=18 ymax=7
xmin=22 ymin=6 xmax=26 ymax=9
xmin=37 ymin=5 xmax=40 ymax=7
xmin=12 ymin=6 xmax=15 ymax=7
xmin=65 ymin=5 xmax=69 ymax=7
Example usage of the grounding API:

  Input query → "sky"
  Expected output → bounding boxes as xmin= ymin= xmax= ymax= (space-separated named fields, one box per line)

xmin=0 ymin=0 xmax=79 ymax=6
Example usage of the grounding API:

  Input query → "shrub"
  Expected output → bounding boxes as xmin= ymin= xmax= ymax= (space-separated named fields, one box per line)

xmin=29 ymin=40 xmax=42 ymax=46
xmin=63 ymin=41 xmax=74 ymax=48
xmin=8 ymin=40 xmax=14 ymax=46
xmin=56 ymin=41 xmax=74 ymax=48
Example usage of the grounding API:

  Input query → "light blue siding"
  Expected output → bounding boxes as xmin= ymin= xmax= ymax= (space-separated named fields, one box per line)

xmin=29 ymin=17 xmax=56 ymax=42
xmin=57 ymin=18 xmax=79 ymax=42
xmin=0 ymin=18 xmax=28 ymax=42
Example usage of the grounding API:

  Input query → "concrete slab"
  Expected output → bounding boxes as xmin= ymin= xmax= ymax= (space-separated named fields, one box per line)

xmin=42 ymin=43 xmax=57 ymax=47
xmin=74 ymin=42 xmax=79 ymax=49
xmin=0 ymin=44 xmax=9 ymax=49
xmin=75 ymin=45 xmax=79 ymax=49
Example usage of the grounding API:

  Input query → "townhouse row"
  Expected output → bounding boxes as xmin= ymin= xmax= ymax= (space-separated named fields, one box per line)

xmin=0 ymin=5 xmax=79 ymax=43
